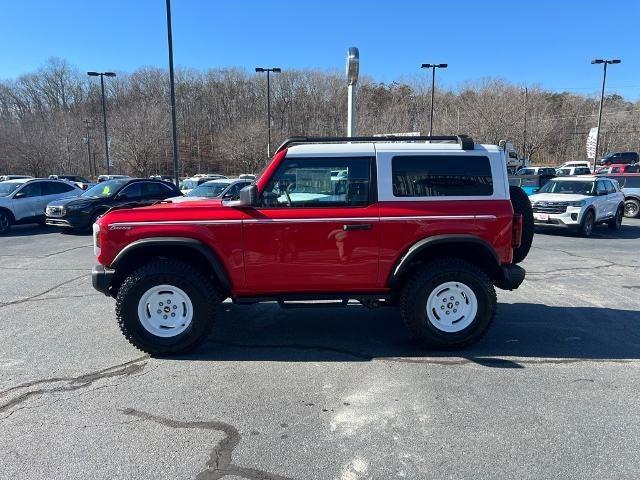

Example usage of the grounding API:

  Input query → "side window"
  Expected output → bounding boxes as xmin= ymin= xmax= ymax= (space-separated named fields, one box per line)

xmin=604 ymin=180 xmax=616 ymax=194
xmin=262 ymin=157 xmax=372 ymax=207
xmin=596 ymin=181 xmax=607 ymax=195
xmin=143 ymin=182 xmax=171 ymax=198
xmin=18 ymin=182 xmax=42 ymax=198
xmin=118 ymin=183 xmax=143 ymax=199
xmin=43 ymin=181 xmax=75 ymax=195
xmin=624 ymin=176 xmax=640 ymax=188
xmin=392 ymin=155 xmax=493 ymax=197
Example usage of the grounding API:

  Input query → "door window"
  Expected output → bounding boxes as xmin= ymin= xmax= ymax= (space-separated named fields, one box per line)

xmin=596 ymin=181 xmax=607 ymax=195
xmin=262 ymin=157 xmax=372 ymax=207
xmin=142 ymin=182 xmax=171 ymax=198
xmin=118 ymin=183 xmax=143 ymax=199
xmin=43 ymin=181 xmax=76 ymax=195
xmin=604 ymin=180 xmax=616 ymax=194
xmin=16 ymin=182 xmax=42 ymax=198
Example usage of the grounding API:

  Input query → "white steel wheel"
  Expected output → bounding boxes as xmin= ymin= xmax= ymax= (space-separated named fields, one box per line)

xmin=137 ymin=284 xmax=194 ymax=338
xmin=426 ymin=281 xmax=478 ymax=333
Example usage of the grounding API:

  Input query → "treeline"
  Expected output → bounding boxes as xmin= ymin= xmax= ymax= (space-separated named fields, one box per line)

xmin=1 ymin=58 xmax=639 ymax=177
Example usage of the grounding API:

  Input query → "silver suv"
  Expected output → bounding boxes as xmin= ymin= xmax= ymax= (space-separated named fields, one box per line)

xmin=0 ymin=178 xmax=82 ymax=233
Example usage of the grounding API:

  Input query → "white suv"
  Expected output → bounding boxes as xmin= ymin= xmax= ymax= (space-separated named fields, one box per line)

xmin=529 ymin=176 xmax=624 ymax=237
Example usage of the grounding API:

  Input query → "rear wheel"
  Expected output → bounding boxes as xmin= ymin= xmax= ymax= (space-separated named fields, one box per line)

xmin=579 ymin=210 xmax=595 ymax=237
xmin=116 ymin=259 xmax=222 ymax=355
xmin=624 ymin=199 xmax=639 ymax=218
xmin=509 ymin=186 xmax=533 ymax=263
xmin=0 ymin=211 xmax=12 ymax=234
xmin=400 ymin=258 xmax=496 ymax=350
xmin=608 ymin=206 xmax=624 ymax=230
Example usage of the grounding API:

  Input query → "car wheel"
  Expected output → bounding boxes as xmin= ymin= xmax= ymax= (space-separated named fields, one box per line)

xmin=608 ymin=206 xmax=624 ymax=230
xmin=579 ymin=210 xmax=595 ymax=237
xmin=400 ymin=258 xmax=496 ymax=350
xmin=116 ymin=259 xmax=222 ymax=355
xmin=509 ymin=186 xmax=534 ymax=264
xmin=624 ymin=199 xmax=639 ymax=218
xmin=0 ymin=211 xmax=12 ymax=234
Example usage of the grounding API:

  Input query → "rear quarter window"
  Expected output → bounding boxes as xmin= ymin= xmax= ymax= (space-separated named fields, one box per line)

xmin=392 ymin=155 xmax=493 ymax=197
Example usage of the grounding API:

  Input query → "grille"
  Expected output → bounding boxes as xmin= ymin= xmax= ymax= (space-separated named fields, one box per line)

xmin=532 ymin=202 xmax=568 ymax=214
xmin=46 ymin=206 xmax=66 ymax=217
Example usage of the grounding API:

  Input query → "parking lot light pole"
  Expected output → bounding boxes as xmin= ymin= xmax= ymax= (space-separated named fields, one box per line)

xmin=421 ymin=63 xmax=447 ymax=136
xmin=166 ymin=0 xmax=180 ymax=186
xmin=84 ymin=119 xmax=94 ymax=178
xmin=591 ymin=58 xmax=621 ymax=172
xmin=255 ymin=67 xmax=281 ymax=158
xmin=87 ymin=71 xmax=116 ymax=175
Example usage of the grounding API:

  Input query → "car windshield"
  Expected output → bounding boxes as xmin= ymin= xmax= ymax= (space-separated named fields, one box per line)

xmin=187 ymin=182 xmax=231 ymax=198
xmin=81 ymin=179 xmax=128 ymax=198
xmin=538 ymin=180 xmax=595 ymax=195
xmin=0 ymin=182 xmax=22 ymax=197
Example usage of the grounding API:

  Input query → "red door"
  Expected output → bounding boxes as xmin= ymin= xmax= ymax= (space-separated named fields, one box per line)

xmin=242 ymin=155 xmax=379 ymax=293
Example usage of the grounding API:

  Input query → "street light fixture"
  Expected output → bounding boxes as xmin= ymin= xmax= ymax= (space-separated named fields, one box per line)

xmin=87 ymin=71 xmax=116 ymax=175
xmin=591 ymin=58 xmax=621 ymax=172
xmin=255 ymin=67 xmax=281 ymax=158
xmin=420 ymin=63 xmax=448 ymax=136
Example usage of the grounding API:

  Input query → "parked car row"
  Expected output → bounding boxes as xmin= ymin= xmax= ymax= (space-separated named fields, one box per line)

xmin=0 ymin=175 xmax=256 ymax=234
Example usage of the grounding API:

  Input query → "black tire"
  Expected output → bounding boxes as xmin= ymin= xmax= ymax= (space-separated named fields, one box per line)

xmin=0 ymin=210 xmax=12 ymax=234
xmin=399 ymin=258 xmax=497 ymax=350
xmin=116 ymin=259 xmax=222 ymax=355
xmin=624 ymin=198 xmax=639 ymax=218
xmin=509 ymin=185 xmax=534 ymax=264
xmin=608 ymin=205 xmax=624 ymax=230
xmin=579 ymin=209 xmax=595 ymax=237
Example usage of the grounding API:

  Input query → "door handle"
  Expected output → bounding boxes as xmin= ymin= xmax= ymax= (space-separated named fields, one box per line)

xmin=343 ymin=223 xmax=372 ymax=231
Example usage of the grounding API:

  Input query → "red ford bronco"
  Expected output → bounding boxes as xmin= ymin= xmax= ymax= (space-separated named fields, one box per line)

xmin=92 ymin=135 xmax=533 ymax=355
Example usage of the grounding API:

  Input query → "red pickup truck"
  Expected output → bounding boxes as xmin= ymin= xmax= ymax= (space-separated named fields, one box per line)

xmin=92 ymin=135 xmax=532 ymax=355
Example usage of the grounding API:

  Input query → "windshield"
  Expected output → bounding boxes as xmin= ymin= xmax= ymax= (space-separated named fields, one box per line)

xmin=81 ymin=179 xmax=127 ymax=198
xmin=538 ymin=180 xmax=595 ymax=195
xmin=187 ymin=182 xmax=231 ymax=198
xmin=0 ymin=182 xmax=22 ymax=197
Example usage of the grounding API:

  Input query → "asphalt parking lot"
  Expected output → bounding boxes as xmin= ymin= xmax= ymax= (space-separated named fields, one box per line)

xmin=1 ymin=220 xmax=639 ymax=480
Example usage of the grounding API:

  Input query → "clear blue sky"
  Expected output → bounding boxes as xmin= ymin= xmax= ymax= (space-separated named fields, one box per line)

xmin=1 ymin=0 xmax=639 ymax=99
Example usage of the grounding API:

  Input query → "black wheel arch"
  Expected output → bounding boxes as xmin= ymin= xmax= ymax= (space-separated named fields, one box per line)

xmin=110 ymin=237 xmax=231 ymax=294
xmin=387 ymin=235 xmax=502 ymax=288
xmin=0 ymin=207 xmax=16 ymax=223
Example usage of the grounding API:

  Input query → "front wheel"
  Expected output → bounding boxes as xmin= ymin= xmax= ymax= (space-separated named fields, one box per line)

xmin=608 ymin=206 xmax=623 ymax=230
xmin=0 ymin=211 xmax=12 ymax=234
xmin=116 ymin=259 xmax=222 ymax=355
xmin=579 ymin=210 xmax=594 ymax=237
xmin=399 ymin=259 xmax=497 ymax=350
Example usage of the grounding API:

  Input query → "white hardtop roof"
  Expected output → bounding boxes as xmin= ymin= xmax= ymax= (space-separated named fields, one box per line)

xmin=286 ymin=142 xmax=499 ymax=156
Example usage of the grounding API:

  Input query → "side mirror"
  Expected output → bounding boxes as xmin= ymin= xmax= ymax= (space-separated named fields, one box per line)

xmin=237 ymin=185 xmax=258 ymax=206
xmin=13 ymin=191 xmax=26 ymax=199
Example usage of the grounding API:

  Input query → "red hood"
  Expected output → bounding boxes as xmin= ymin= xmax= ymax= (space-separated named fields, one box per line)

xmin=97 ymin=198 xmax=230 ymax=225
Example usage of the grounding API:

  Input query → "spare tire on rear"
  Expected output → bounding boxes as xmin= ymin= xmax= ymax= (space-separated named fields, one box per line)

xmin=509 ymin=185 xmax=534 ymax=264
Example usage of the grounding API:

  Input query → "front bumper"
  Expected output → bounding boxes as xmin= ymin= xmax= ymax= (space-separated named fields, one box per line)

xmin=532 ymin=206 xmax=583 ymax=228
xmin=92 ymin=264 xmax=115 ymax=296
xmin=495 ymin=264 xmax=526 ymax=291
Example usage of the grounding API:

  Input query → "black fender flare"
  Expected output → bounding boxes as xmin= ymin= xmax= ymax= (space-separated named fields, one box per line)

xmin=111 ymin=237 xmax=231 ymax=291
xmin=387 ymin=234 xmax=500 ymax=287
